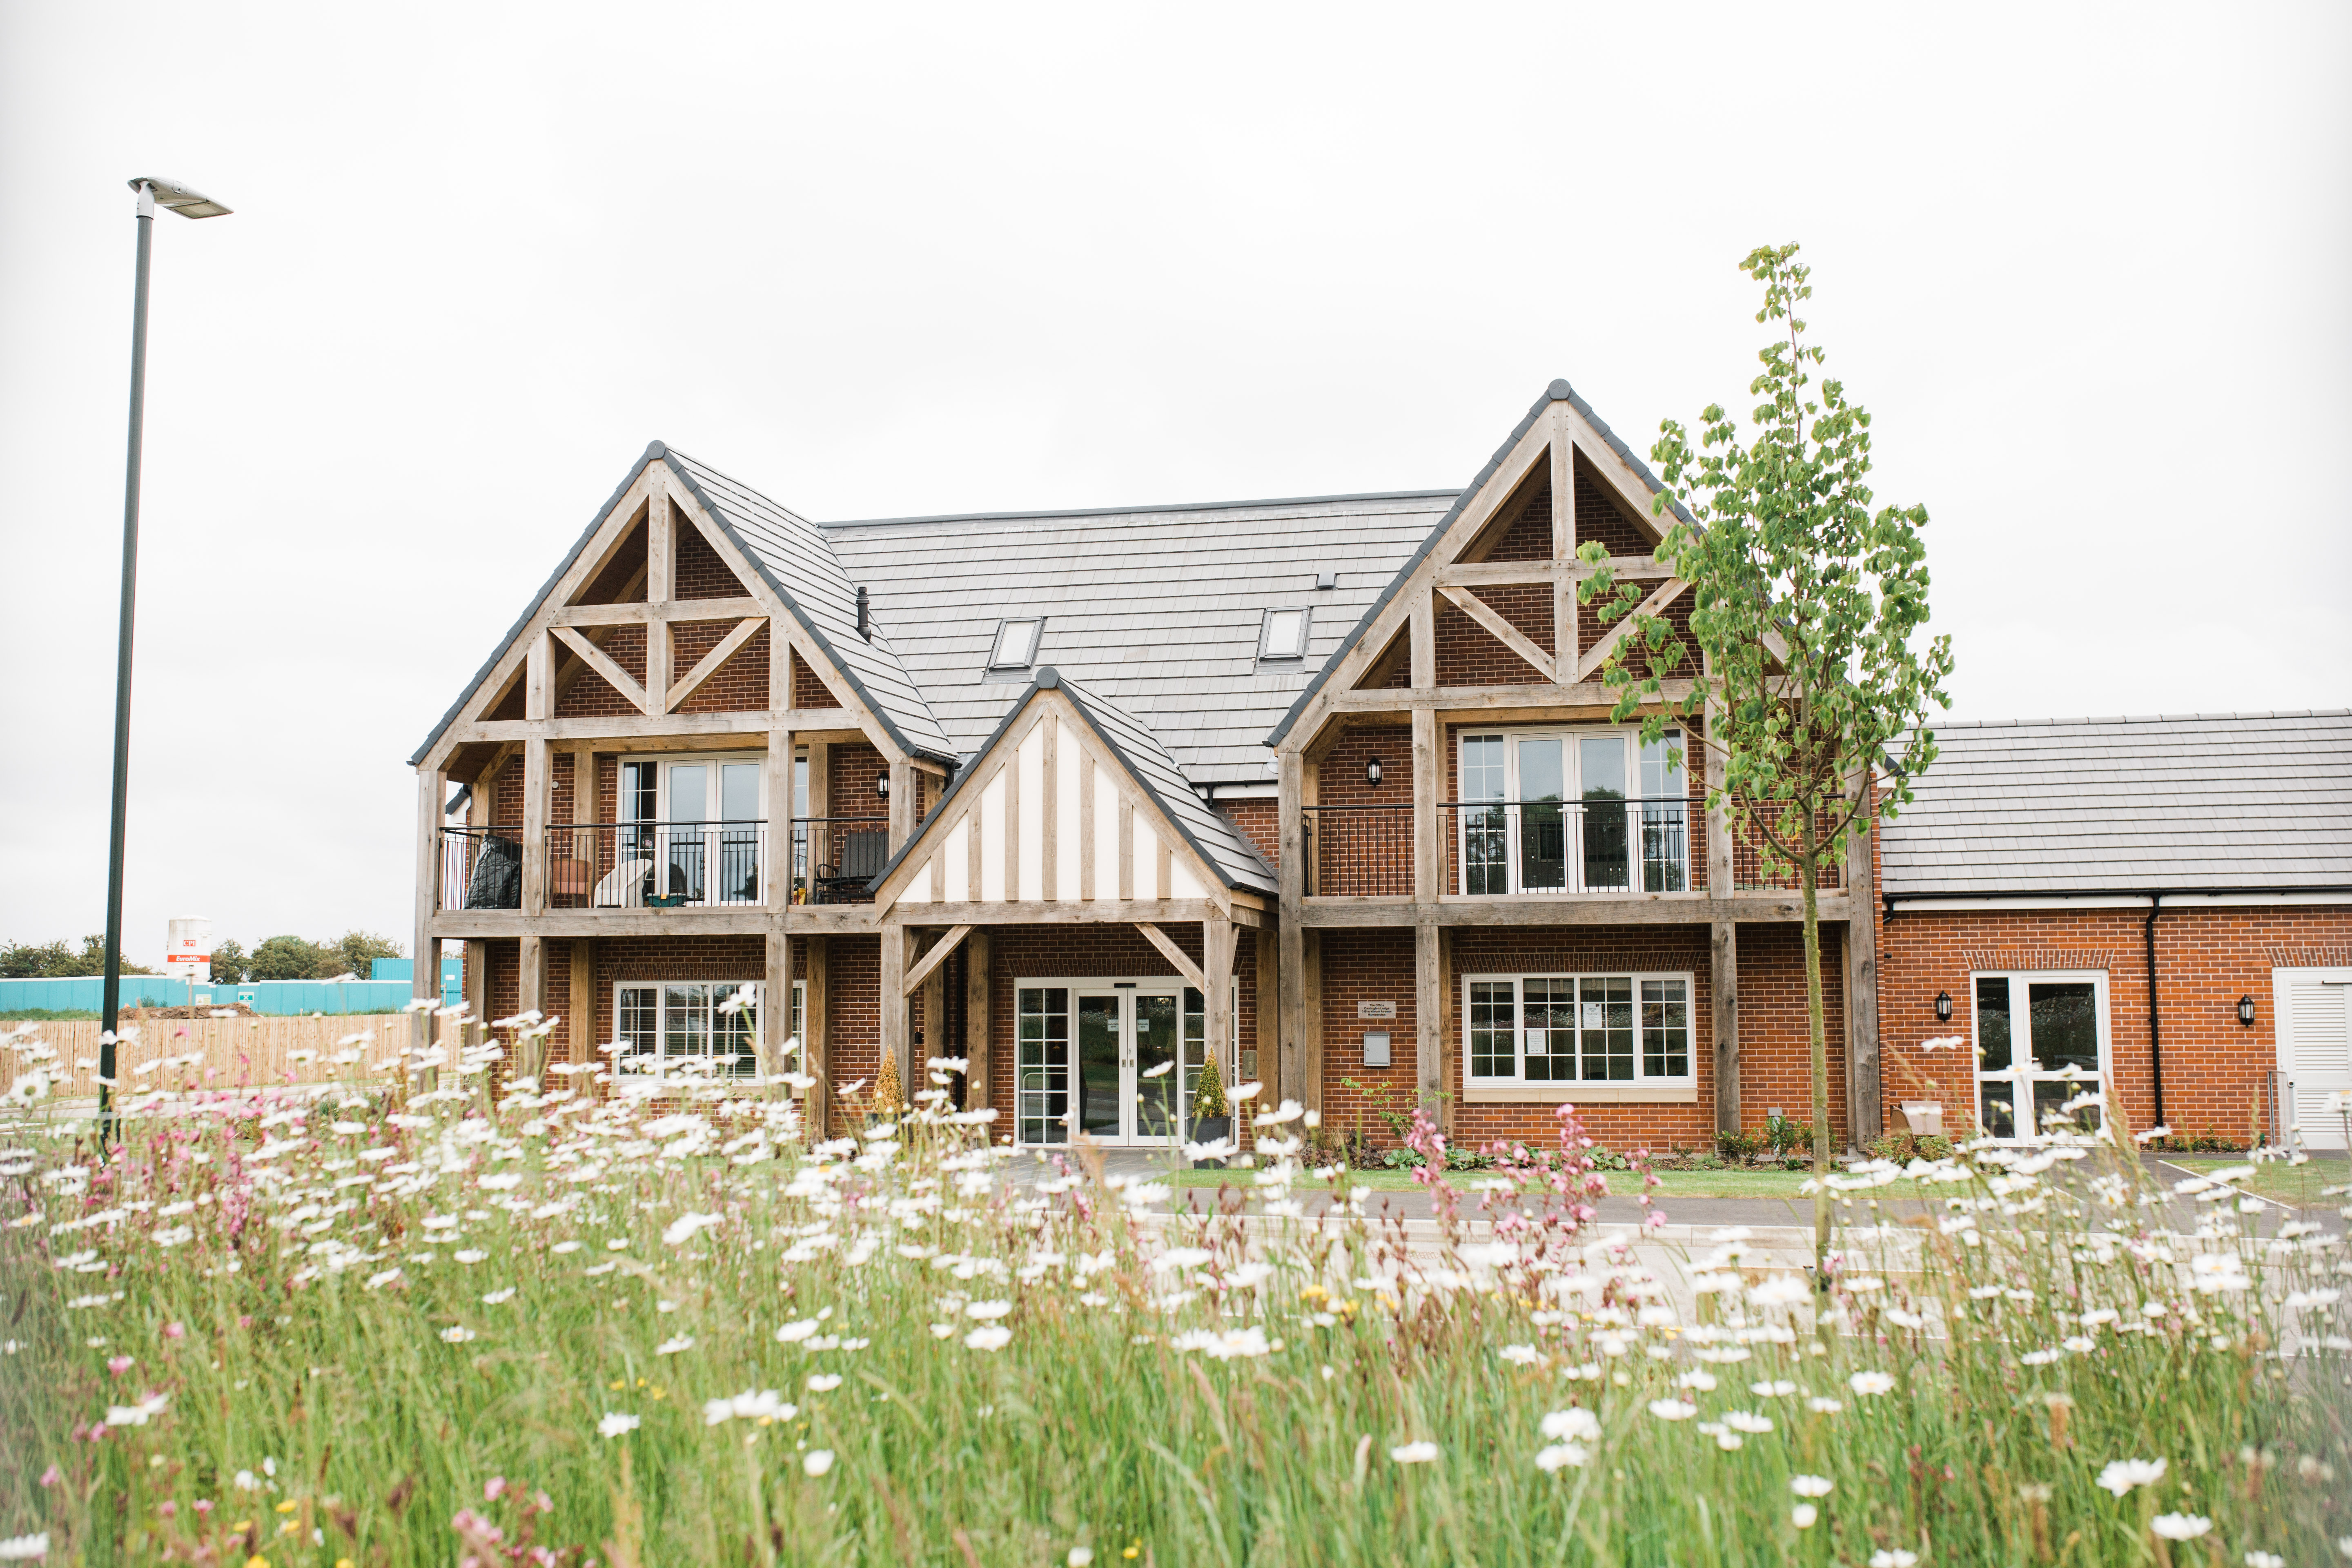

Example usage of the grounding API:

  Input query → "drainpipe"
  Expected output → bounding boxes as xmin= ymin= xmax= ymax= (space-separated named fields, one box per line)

xmin=2143 ymin=893 xmax=2165 ymax=1129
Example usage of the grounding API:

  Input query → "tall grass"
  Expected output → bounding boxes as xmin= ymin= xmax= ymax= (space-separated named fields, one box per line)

xmin=0 ymin=1016 xmax=2346 ymax=1566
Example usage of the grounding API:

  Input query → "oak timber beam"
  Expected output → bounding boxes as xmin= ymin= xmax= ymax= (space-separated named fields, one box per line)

xmin=1435 ymin=584 xmax=1557 ymax=683
xmin=899 ymin=924 xmax=973 ymax=997
xmin=1295 ymin=893 xmax=1852 ymax=928
xmin=1432 ymin=555 xmax=1673 ymax=589
xmin=550 ymin=626 xmax=652 ymax=715
xmin=1326 ymin=678 xmax=1696 ymax=717
xmin=1134 ymin=922 xmax=1209 ymax=992
xmin=1575 ymin=577 xmax=1691 ymax=682
xmin=665 ymin=617 xmax=766 ymax=712
xmin=450 ymin=708 xmax=858 ymax=745
xmin=881 ymin=899 xmax=1232 ymax=926
xmin=551 ymin=596 xmax=764 ymax=628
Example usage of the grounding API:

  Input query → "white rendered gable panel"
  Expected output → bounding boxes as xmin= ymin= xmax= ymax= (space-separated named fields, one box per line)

xmin=1134 ymin=826 xmax=1159 ymax=900
xmin=1018 ymin=722 xmax=1046 ymax=901
xmin=979 ymin=772 xmax=1007 ymax=902
xmin=942 ymin=819 xmax=970 ymax=903
xmin=1056 ymin=723 xmax=1082 ymax=902
xmin=1094 ymin=768 xmax=1120 ymax=899
xmin=905 ymin=861 xmax=932 ymax=904
xmin=1169 ymin=855 xmax=1206 ymax=899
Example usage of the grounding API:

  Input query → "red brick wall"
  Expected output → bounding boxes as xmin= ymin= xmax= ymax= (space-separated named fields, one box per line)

xmin=1311 ymin=727 xmax=1412 ymax=898
xmin=1218 ymin=799 xmax=1279 ymax=868
xmin=829 ymin=743 xmax=887 ymax=823
xmin=580 ymin=525 xmax=646 ymax=604
xmin=1573 ymin=457 xmax=1653 ymax=556
xmin=793 ymin=652 xmax=840 ymax=710
xmin=553 ymin=625 xmax=649 ymax=719
xmin=1435 ymin=592 xmax=1550 ymax=686
xmin=675 ymin=524 xmax=748 ymax=599
xmin=492 ymin=763 xmax=523 ymax=826
xmin=1310 ymin=919 xmax=1851 ymax=1154
xmin=1317 ymin=929 xmax=1419 ymax=1145
xmin=824 ymin=935 xmax=880 ymax=1128
xmin=1878 ymin=903 xmax=2352 ymax=1143
xmin=673 ymin=621 xmax=770 ymax=714
xmin=1487 ymin=480 xmax=1551 ymax=561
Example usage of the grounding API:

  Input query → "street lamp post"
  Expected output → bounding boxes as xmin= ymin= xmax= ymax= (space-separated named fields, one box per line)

xmin=100 ymin=177 xmax=232 ymax=1124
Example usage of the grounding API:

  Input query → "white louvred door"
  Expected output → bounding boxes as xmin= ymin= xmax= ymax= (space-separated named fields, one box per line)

xmin=2274 ymin=969 xmax=2352 ymax=1149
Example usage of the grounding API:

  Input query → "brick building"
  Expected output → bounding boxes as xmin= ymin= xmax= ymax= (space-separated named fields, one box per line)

xmin=408 ymin=383 xmax=2352 ymax=1153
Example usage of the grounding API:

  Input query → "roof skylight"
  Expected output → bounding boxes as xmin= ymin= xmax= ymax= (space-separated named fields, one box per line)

xmin=1259 ymin=608 xmax=1309 ymax=662
xmin=989 ymin=618 xmax=1042 ymax=670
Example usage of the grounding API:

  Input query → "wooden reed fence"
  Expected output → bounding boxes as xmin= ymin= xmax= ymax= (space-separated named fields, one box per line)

xmin=0 ymin=1013 xmax=425 ymax=1098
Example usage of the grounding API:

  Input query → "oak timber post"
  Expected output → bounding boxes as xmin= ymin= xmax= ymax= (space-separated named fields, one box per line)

xmin=521 ymin=635 xmax=552 ymax=918
xmin=645 ymin=484 xmax=673 ymax=705
xmin=1711 ymin=919 xmax=1740 ymax=1136
xmin=887 ymin=758 xmax=915 ymax=853
xmin=1204 ymin=912 xmax=1234 ymax=1129
xmin=568 ymin=938 xmax=596 ymax=1067
xmin=964 ymin=929 xmax=992 ymax=1111
xmin=805 ymin=935 xmax=831 ymax=1136
xmin=765 ymin=725 xmax=796 ymax=1081
xmin=1415 ymin=920 xmax=1441 ymax=1124
xmin=1253 ymin=926 xmax=1277 ymax=1106
xmin=1276 ymin=748 xmax=1307 ymax=1111
xmin=879 ymin=922 xmax=908 ymax=1103
xmin=412 ymin=768 xmax=443 ymax=1081
xmin=1411 ymin=705 xmax=1437 ymax=902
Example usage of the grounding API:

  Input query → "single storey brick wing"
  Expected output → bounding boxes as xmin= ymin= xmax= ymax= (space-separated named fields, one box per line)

xmin=408 ymin=384 xmax=2352 ymax=1152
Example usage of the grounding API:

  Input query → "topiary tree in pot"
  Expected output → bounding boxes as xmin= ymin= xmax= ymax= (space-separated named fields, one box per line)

xmin=1189 ymin=1054 xmax=1232 ymax=1167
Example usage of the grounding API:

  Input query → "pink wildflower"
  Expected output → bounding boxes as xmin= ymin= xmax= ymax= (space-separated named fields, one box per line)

xmin=162 ymin=1322 xmax=186 ymax=1341
xmin=108 ymin=1355 xmax=134 ymax=1376
xmin=39 ymin=1466 xmax=60 ymax=1488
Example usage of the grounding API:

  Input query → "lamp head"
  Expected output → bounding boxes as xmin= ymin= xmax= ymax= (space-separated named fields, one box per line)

xmin=130 ymin=177 xmax=232 ymax=218
xmin=1934 ymin=990 xmax=1953 ymax=1023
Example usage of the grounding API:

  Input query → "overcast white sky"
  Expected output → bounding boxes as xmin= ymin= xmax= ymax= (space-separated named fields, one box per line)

xmin=2 ymin=3 xmax=2345 ymax=965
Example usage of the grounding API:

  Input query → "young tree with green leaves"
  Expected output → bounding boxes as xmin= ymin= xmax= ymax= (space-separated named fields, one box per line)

xmin=1578 ymin=243 xmax=1955 ymax=1269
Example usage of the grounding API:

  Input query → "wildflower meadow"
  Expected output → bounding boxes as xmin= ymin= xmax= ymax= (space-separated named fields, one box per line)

xmin=0 ymin=1007 xmax=2347 ymax=1566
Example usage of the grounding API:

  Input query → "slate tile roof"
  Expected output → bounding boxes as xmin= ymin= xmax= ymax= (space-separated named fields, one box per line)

xmin=666 ymin=449 xmax=956 ymax=760
xmin=820 ymin=492 xmax=1451 ymax=784
xmin=1879 ymin=711 xmax=2352 ymax=897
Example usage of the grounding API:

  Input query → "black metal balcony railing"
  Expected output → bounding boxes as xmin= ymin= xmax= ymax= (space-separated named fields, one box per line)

xmin=788 ymin=815 xmax=890 ymax=905
xmin=1441 ymin=799 xmax=1690 ymax=896
xmin=443 ymin=824 xmax=524 ymax=911
xmin=1303 ymin=806 xmax=1413 ymax=898
xmin=1298 ymin=799 xmax=1694 ymax=899
xmin=439 ymin=817 xmax=893 ymax=913
xmin=547 ymin=821 xmax=768 ymax=909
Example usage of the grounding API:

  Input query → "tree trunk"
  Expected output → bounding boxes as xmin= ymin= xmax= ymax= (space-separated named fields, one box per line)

xmin=1802 ymin=810 xmax=1831 ymax=1280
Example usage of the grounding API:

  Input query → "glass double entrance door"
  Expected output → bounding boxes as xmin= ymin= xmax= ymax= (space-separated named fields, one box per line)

xmin=1074 ymin=989 xmax=1198 ymax=1144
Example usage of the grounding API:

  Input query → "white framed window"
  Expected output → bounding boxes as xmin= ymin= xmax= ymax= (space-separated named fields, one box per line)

xmin=1258 ymin=607 xmax=1310 ymax=662
xmin=1452 ymin=726 xmax=1688 ymax=894
xmin=989 ymin=618 xmax=1043 ymax=670
xmin=1969 ymin=971 xmax=2109 ymax=1140
xmin=1013 ymin=975 xmax=1240 ymax=1146
xmin=614 ymin=980 xmax=761 ymax=1077
xmin=612 ymin=753 xmax=766 ymax=905
xmin=1463 ymin=971 xmax=1694 ymax=1087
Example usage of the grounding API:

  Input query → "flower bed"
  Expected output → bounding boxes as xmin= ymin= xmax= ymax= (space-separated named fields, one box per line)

xmin=0 ymin=1018 xmax=2346 ymax=1566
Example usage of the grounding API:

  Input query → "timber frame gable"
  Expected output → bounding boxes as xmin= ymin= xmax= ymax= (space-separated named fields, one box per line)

xmin=866 ymin=668 xmax=1274 ymax=926
xmin=1266 ymin=380 xmax=1702 ymax=751
xmin=407 ymin=441 xmax=951 ymax=777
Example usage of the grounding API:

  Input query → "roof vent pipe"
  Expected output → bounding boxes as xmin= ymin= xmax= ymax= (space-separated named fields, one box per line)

xmin=856 ymin=586 xmax=870 ymax=641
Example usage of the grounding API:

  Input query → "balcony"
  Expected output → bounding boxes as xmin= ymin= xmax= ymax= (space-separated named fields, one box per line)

xmin=1440 ymin=799 xmax=1693 ymax=897
xmin=436 ymin=815 xmax=890 ymax=914
xmin=1302 ymin=799 xmax=1695 ymax=900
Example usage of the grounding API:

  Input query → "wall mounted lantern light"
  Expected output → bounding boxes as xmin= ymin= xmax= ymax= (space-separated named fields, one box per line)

xmin=1934 ymin=991 xmax=1953 ymax=1023
xmin=2237 ymin=995 xmax=2256 ymax=1028
xmin=1364 ymin=757 xmax=1383 ymax=788
xmin=874 ymin=773 xmax=890 ymax=800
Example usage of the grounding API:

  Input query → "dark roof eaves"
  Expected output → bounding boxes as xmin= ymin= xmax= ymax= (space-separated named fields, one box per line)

xmin=660 ymin=450 xmax=956 ymax=768
xmin=405 ymin=443 xmax=665 ymax=768
xmin=820 ymin=490 xmax=1462 ymax=530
